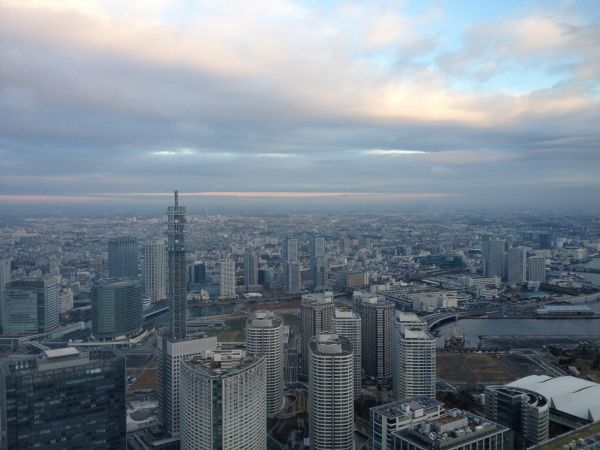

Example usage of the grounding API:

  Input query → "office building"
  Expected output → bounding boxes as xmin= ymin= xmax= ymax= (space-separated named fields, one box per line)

xmin=282 ymin=237 xmax=301 ymax=294
xmin=300 ymin=292 xmax=334 ymax=376
xmin=2 ymin=276 xmax=59 ymax=335
xmin=91 ymin=279 xmax=143 ymax=340
xmin=189 ymin=261 xmax=206 ymax=285
xmin=284 ymin=260 xmax=302 ymax=294
xmin=180 ymin=350 xmax=266 ymax=450
xmin=157 ymin=336 xmax=218 ymax=438
xmin=244 ymin=247 xmax=259 ymax=288
xmin=310 ymin=237 xmax=328 ymax=291
xmin=483 ymin=239 xmax=506 ymax=279
xmin=59 ymin=287 xmax=74 ymax=316
xmin=0 ymin=347 xmax=126 ymax=450
xmin=0 ymin=258 xmax=11 ymax=331
xmin=333 ymin=308 xmax=362 ymax=395
xmin=359 ymin=296 xmax=394 ymax=386
xmin=167 ymin=191 xmax=187 ymax=340
xmin=410 ymin=291 xmax=458 ymax=312
xmin=392 ymin=409 xmax=511 ymax=450
xmin=107 ymin=236 xmax=138 ymax=278
xmin=309 ymin=333 xmax=354 ymax=450
xmin=246 ymin=311 xmax=284 ymax=417
xmin=392 ymin=312 xmax=436 ymax=400
xmin=527 ymin=256 xmax=546 ymax=282
xmin=485 ymin=385 xmax=549 ymax=448
xmin=370 ymin=396 xmax=445 ymax=450
xmin=539 ymin=233 xmax=554 ymax=250
xmin=507 ymin=247 xmax=527 ymax=284
xmin=142 ymin=239 xmax=166 ymax=302
xmin=219 ymin=258 xmax=236 ymax=299
xmin=281 ymin=237 xmax=298 ymax=262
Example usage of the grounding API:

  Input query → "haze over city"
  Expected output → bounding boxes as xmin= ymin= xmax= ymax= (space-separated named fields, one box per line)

xmin=1 ymin=0 xmax=599 ymax=210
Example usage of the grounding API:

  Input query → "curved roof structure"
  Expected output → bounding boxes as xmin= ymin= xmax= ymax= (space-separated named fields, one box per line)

xmin=508 ymin=375 xmax=600 ymax=422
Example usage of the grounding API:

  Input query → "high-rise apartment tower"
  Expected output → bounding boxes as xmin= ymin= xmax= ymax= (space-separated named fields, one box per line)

xmin=180 ymin=350 xmax=266 ymax=450
xmin=309 ymin=332 xmax=354 ymax=450
xmin=246 ymin=311 xmax=284 ymax=417
xmin=300 ymin=292 xmax=334 ymax=376
xmin=142 ymin=239 xmax=167 ymax=302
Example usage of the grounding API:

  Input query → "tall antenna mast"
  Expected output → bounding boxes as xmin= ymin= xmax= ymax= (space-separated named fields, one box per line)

xmin=167 ymin=190 xmax=186 ymax=340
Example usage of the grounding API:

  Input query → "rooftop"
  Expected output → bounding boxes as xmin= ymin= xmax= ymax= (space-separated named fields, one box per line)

xmin=310 ymin=332 xmax=353 ymax=355
xmin=395 ymin=409 xmax=508 ymax=450
xmin=334 ymin=308 xmax=358 ymax=319
xmin=395 ymin=311 xmax=424 ymax=323
xmin=44 ymin=347 xmax=79 ymax=359
xmin=247 ymin=310 xmax=283 ymax=328
xmin=508 ymin=375 xmax=600 ymax=422
xmin=371 ymin=396 xmax=445 ymax=420
xmin=184 ymin=350 xmax=262 ymax=378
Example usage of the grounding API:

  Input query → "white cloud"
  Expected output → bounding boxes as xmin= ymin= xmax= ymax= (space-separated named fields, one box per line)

xmin=364 ymin=149 xmax=427 ymax=156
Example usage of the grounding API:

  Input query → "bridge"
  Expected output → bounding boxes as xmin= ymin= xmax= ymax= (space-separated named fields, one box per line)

xmin=143 ymin=306 xmax=169 ymax=321
xmin=424 ymin=308 xmax=491 ymax=330
xmin=424 ymin=312 xmax=458 ymax=330
xmin=572 ymin=267 xmax=600 ymax=274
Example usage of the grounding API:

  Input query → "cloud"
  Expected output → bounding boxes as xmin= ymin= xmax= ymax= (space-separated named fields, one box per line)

xmin=364 ymin=149 xmax=427 ymax=156
xmin=0 ymin=0 xmax=598 ymax=207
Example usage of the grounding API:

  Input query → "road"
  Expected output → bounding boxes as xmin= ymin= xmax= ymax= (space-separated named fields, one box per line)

xmin=287 ymin=332 xmax=300 ymax=383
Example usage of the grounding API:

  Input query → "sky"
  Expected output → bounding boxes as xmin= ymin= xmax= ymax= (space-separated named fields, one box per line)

xmin=0 ymin=0 xmax=599 ymax=210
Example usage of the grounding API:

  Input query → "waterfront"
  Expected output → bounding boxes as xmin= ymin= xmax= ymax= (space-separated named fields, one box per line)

xmin=578 ymin=257 xmax=600 ymax=287
xmin=437 ymin=314 xmax=600 ymax=348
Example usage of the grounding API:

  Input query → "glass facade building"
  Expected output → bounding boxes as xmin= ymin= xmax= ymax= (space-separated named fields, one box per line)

xmin=91 ymin=278 xmax=143 ymax=339
xmin=0 ymin=347 xmax=126 ymax=450
xmin=107 ymin=236 xmax=138 ymax=278
xmin=2 ymin=276 xmax=59 ymax=335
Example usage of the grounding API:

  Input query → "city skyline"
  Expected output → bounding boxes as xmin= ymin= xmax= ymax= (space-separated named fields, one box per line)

xmin=1 ymin=0 xmax=599 ymax=208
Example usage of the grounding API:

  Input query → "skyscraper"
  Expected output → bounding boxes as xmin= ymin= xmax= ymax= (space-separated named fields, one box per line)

xmin=167 ymin=191 xmax=186 ymax=340
xmin=0 ymin=347 xmax=126 ymax=450
xmin=309 ymin=332 xmax=354 ymax=450
xmin=332 ymin=308 xmax=362 ymax=395
xmin=107 ymin=236 xmax=138 ymax=278
xmin=527 ymin=256 xmax=546 ymax=282
xmin=180 ymin=350 xmax=266 ymax=450
xmin=0 ymin=258 xmax=11 ymax=333
xmin=219 ymin=257 xmax=236 ymax=298
xmin=158 ymin=191 xmax=209 ymax=440
xmin=300 ymin=292 xmax=334 ymax=376
xmin=2 ymin=276 xmax=59 ymax=335
xmin=392 ymin=312 xmax=436 ymax=400
xmin=310 ymin=237 xmax=328 ymax=291
xmin=281 ymin=237 xmax=298 ymax=262
xmin=157 ymin=336 xmax=218 ymax=438
xmin=359 ymin=296 xmax=394 ymax=386
xmin=91 ymin=279 xmax=143 ymax=340
xmin=284 ymin=260 xmax=302 ymax=294
xmin=507 ymin=247 xmax=527 ymax=284
xmin=246 ymin=310 xmax=284 ymax=417
xmin=244 ymin=247 xmax=258 ymax=288
xmin=282 ymin=237 xmax=301 ymax=294
xmin=482 ymin=239 xmax=506 ymax=279
xmin=142 ymin=239 xmax=166 ymax=302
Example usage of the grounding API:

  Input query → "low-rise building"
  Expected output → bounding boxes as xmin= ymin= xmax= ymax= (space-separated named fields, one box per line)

xmin=392 ymin=409 xmax=511 ymax=450
xmin=370 ymin=397 xmax=445 ymax=450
